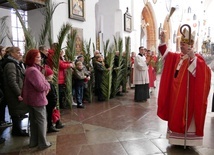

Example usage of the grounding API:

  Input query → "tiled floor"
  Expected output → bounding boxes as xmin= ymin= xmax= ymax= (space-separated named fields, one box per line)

xmin=1 ymin=77 xmax=214 ymax=155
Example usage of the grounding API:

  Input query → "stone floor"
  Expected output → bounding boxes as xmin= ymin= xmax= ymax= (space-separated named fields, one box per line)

xmin=0 ymin=77 xmax=214 ymax=155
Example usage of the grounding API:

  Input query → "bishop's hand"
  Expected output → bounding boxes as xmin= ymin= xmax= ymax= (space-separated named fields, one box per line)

xmin=187 ymin=47 xmax=195 ymax=60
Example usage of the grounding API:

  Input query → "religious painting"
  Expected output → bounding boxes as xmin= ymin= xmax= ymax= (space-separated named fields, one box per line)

xmin=68 ymin=0 xmax=85 ymax=21
xmin=124 ymin=8 xmax=132 ymax=32
xmin=72 ymin=27 xmax=83 ymax=55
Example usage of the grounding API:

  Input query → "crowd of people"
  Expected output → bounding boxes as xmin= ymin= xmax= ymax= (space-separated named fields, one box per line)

xmin=0 ymin=44 xmax=91 ymax=148
xmin=2 ymin=29 xmax=210 ymax=149
xmin=0 ymin=42 xmax=159 ymax=145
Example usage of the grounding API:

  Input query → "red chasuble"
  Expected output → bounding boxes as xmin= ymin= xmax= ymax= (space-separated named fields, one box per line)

xmin=157 ymin=44 xmax=211 ymax=137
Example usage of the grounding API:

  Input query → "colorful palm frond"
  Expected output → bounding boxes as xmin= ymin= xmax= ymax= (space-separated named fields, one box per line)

xmin=52 ymin=23 xmax=72 ymax=108
xmin=101 ymin=45 xmax=114 ymax=100
xmin=64 ymin=28 xmax=76 ymax=108
xmin=66 ymin=29 xmax=77 ymax=60
xmin=111 ymin=37 xmax=124 ymax=97
xmin=113 ymin=37 xmax=118 ymax=51
xmin=122 ymin=37 xmax=131 ymax=92
xmin=103 ymin=39 xmax=110 ymax=59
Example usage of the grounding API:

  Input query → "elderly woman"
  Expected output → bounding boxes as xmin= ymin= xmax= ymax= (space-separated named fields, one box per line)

xmin=22 ymin=49 xmax=51 ymax=149
xmin=2 ymin=46 xmax=28 ymax=136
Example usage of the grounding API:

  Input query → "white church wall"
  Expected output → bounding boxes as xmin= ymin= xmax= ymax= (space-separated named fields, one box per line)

xmin=51 ymin=0 xmax=98 ymax=53
xmin=51 ymin=0 xmax=73 ymax=47
xmin=96 ymin=0 xmax=119 ymax=43
xmin=95 ymin=0 xmax=140 ymax=53
xmin=120 ymin=0 xmax=135 ymax=52
xmin=131 ymin=0 xmax=144 ymax=53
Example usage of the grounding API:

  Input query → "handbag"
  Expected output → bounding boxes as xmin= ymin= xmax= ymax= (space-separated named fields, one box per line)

xmin=52 ymin=108 xmax=60 ymax=123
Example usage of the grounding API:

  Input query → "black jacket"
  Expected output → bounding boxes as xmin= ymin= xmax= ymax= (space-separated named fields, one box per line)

xmin=46 ymin=82 xmax=57 ymax=108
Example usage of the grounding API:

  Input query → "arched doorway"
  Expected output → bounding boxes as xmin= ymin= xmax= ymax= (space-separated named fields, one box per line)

xmin=141 ymin=5 xmax=156 ymax=51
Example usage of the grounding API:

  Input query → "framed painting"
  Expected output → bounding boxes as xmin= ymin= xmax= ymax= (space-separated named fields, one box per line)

xmin=72 ymin=27 xmax=83 ymax=55
xmin=124 ymin=8 xmax=132 ymax=32
xmin=68 ymin=0 xmax=85 ymax=21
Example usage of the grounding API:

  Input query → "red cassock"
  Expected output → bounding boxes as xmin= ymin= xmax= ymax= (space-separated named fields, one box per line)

xmin=148 ymin=56 xmax=157 ymax=88
xmin=157 ymin=44 xmax=211 ymax=137
xmin=130 ymin=56 xmax=135 ymax=84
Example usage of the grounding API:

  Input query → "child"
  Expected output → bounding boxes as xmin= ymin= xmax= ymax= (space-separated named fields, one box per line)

xmin=73 ymin=61 xmax=90 ymax=108
xmin=44 ymin=65 xmax=64 ymax=132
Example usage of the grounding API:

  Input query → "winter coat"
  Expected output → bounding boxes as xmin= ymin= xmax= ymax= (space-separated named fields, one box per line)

xmin=73 ymin=68 xmax=86 ymax=86
xmin=46 ymin=81 xmax=57 ymax=108
xmin=22 ymin=64 xmax=50 ymax=107
xmin=47 ymin=50 xmax=71 ymax=85
xmin=3 ymin=56 xmax=28 ymax=117
xmin=94 ymin=61 xmax=106 ymax=89
xmin=58 ymin=59 xmax=71 ymax=84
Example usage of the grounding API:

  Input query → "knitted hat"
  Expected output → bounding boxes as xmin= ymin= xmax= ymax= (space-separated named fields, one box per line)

xmin=44 ymin=65 xmax=53 ymax=77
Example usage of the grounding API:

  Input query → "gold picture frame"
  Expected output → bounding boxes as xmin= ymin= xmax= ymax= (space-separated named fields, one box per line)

xmin=68 ymin=0 xmax=85 ymax=21
xmin=124 ymin=8 xmax=132 ymax=32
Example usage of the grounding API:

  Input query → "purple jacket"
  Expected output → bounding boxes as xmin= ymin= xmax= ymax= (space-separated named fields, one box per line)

xmin=23 ymin=65 xmax=50 ymax=107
